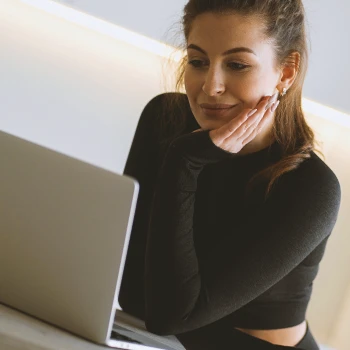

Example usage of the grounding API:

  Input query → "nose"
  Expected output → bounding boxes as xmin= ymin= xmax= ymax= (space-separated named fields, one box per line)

xmin=202 ymin=66 xmax=226 ymax=96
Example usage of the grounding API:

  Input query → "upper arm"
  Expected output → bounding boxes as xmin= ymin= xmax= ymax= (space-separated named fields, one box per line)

xmin=119 ymin=93 xmax=168 ymax=316
xmin=119 ymin=92 xmax=189 ymax=317
xmin=123 ymin=94 xmax=164 ymax=177
xmin=202 ymin=158 xmax=341 ymax=311
xmin=145 ymin=153 xmax=342 ymax=334
xmin=123 ymin=92 xmax=191 ymax=176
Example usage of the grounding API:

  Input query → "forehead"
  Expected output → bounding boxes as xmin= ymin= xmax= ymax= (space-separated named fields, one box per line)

xmin=187 ymin=12 xmax=271 ymax=52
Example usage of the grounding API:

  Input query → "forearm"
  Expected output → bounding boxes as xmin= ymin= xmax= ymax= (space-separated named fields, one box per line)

xmin=145 ymin=145 xmax=202 ymax=330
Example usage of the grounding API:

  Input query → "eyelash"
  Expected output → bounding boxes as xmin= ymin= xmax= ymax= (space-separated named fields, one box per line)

xmin=188 ymin=59 xmax=249 ymax=71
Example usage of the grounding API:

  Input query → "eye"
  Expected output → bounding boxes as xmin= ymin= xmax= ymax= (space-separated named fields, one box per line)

xmin=188 ymin=60 xmax=249 ymax=71
xmin=188 ymin=59 xmax=207 ymax=68
xmin=228 ymin=62 xmax=249 ymax=71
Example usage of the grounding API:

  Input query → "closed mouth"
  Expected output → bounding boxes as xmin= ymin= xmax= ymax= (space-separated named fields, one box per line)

xmin=200 ymin=104 xmax=237 ymax=110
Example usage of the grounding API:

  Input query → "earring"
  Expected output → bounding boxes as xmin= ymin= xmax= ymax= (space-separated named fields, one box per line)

xmin=281 ymin=87 xmax=287 ymax=96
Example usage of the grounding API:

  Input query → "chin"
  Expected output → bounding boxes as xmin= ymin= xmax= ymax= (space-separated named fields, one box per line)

xmin=199 ymin=119 xmax=229 ymax=131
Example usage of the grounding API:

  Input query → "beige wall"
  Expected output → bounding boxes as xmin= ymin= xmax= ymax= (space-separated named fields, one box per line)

xmin=304 ymin=113 xmax=350 ymax=348
xmin=1 ymin=1 xmax=350 ymax=349
xmin=329 ymin=282 xmax=350 ymax=349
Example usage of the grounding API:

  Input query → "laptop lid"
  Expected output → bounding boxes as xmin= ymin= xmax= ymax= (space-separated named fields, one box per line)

xmin=0 ymin=130 xmax=139 ymax=344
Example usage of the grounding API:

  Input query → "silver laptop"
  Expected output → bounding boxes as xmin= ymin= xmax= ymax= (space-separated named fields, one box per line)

xmin=0 ymin=130 xmax=185 ymax=350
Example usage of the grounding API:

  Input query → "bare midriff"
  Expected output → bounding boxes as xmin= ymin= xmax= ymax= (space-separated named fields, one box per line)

xmin=235 ymin=320 xmax=307 ymax=346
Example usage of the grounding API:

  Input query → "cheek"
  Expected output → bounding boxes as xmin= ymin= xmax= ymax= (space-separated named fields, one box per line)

xmin=226 ymin=75 xmax=262 ymax=107
xmin=184 ymin=68 xmax=201 ymax=97
xmin=228 ymin=71 xmax=276 ymax=107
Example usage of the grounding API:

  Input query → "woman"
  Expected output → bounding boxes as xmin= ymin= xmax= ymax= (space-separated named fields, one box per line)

xmin=119 ymin=0 xmax=341 ymax=349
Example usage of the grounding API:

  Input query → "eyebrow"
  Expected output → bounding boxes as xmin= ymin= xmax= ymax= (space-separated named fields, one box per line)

xmin=187 ymin=44 xmax=257 ymax=56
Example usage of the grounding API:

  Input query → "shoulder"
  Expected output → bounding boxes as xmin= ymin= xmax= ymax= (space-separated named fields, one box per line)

xmin=139 ymin=92 xmax=188 ymax=121
xmin=144 ymin=92 xmax=189 ymax=107
xmin=146 ymin=92 xmax=190 ymax=108
xmin=274 ymin=150 xmax=341 ymax=215
xmin=139 ymin=93 xmax=198 ymax=134
xmin=260 ymin=150 xmax=342 ymax=239
xmin=304 ymin=151 xmax=341 ymax=198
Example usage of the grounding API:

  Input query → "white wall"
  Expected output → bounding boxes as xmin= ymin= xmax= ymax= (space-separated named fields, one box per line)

xmin=51 ymin=0 xmax=350 ymax=115
xmin=2 ymin=1 xmax=350 ymax=349
xmin=52 ymin=0 xmax=187 ymax=44
xmin=303 ymin=0 xmax=350 ymax=115
xmin=1 ymin=0 xmax=166 ymax=174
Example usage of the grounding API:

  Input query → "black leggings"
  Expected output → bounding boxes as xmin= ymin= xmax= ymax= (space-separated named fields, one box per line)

xmin=177 ymin=320 xmax=320 ymax=350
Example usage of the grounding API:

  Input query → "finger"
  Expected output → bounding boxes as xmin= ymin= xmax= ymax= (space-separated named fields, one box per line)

xmin=222 ymin=95 xmax=271 ymax=140
xmin=213 ymin=93 xmax=275 ymax=143
xmin=241 ymin=125 xmax=261 ymax=146
xmin=241 ymin=100 xmax=279 ymax=145
xmin=234 ymin=95 xmax=274 ymax=138
xmin=256 ymin=99 xmax=280 ymax=131
xmin=239 ymin=97 xmax=276 ymax=139
xmin=240 ymin=112 xmax=265 ymax=141
xmin=241 ymin=116 xmax=267 ymax=145
xmin=264 ymin=92 xmax=279 ymax=112
xmin=213 ymin=108 xmax=257 ymax=140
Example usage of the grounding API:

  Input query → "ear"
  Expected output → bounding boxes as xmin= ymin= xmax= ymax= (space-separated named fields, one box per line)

xmin=276 ymin=51 xmax=300 ymax=93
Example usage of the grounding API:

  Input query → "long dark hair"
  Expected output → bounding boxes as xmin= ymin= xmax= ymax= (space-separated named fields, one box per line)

xmin=161 ymin=0 xmax=323 ymax=201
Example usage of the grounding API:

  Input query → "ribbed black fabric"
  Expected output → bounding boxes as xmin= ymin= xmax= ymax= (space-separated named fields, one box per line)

xmin=118 ymin=93 xmax=341 ymax=347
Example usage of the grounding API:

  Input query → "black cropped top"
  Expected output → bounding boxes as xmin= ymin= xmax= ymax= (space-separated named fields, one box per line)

xmin=118 ymin=93 xmax=341 ymax=342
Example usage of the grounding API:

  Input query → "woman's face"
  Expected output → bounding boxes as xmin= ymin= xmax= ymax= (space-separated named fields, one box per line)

xmin=184 ymin=12 xmax=282 ymax=131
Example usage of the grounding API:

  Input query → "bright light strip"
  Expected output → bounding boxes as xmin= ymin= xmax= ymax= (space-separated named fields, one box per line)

xmin=302 ymin=98 xmax=350 ymax=129
xmin=19 ymin=0 xmax=350 ymax=129
xmin=20 ymin=0 xmax=185 ymax=62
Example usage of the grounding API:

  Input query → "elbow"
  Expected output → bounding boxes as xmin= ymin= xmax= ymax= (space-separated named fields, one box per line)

xmin=145 ymin=309 xmax=193 ymax=335
xmin=144 ymin=280 xmax=203 ymax=335
xmin=145 ymin=319 xmax=168 ymax=336
xmin=145 ymin=316 xmax=178 ymax=336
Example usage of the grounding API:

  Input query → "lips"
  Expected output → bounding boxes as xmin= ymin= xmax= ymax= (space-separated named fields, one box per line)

xmin=200 ymin=104 xmax=237 ymax=117
xmin=199 ymin=103 xmax=236 ymax=109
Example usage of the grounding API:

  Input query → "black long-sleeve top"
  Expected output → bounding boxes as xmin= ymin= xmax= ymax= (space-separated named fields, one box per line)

xmin=118 ymin=93 xmax=341 ymax=341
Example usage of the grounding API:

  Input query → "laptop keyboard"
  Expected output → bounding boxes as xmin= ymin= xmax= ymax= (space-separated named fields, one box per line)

xmin=111 ymin=328 xmax=142 ymax=344
xmin=113 ymin=310 xmax=185 ymax=350
xmin=112 ymin=323 xmax=180 ymax=350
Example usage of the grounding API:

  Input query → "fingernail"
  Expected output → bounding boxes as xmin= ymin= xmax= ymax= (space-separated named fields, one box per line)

xmin=263 ymin=93 xmax=277 ymax=110
xmin=271 ymin=100 xmax=280 ymax=112
xmin=265 ymin=101 xmax=274 ymax=111
xmin=268 ymin=92 xmax=278 ymax=104
xmin=248 ymin=108 xmax=258 ymax=117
